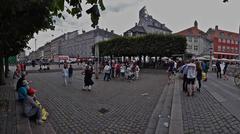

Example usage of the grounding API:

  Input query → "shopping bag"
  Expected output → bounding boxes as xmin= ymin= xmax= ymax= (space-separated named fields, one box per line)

xmin=35 ymin=100 xmax=49 ymax=121
xmin=202 ymin=72 xmax=207 ymax=81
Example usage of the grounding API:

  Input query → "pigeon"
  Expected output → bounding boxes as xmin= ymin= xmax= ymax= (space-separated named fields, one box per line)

xmin=223 ymin=0 xmax=228 ymax=3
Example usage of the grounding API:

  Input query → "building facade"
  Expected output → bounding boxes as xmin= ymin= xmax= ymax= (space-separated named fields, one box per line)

xmin=124 ymin=6 xmax=172 ymax=36
xmin=207 ymin=26 xmax=240 ymax=59
xmin=59 ymin=27 xmax=118 ymax=57
xmin=28 ymin=28 xmax=119 ymax=60
xmin=176 ymin=21 xmax=212 ymax=56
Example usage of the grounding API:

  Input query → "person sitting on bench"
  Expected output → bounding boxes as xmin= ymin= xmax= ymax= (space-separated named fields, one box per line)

xmin=24 ymin=87 xmax=42 ymax=125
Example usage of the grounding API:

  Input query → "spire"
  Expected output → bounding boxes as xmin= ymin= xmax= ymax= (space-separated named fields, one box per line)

xmin=139 ymin=6 xmax=148 ymax=19
xmin=194 ymin=20 xmax=198 ymax=28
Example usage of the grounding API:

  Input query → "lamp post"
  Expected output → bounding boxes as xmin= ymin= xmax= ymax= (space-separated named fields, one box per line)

xmin=209 ymin=47 xmax=213 ymax=71
xmin=94 ymin=43 xmax=99 ymax=79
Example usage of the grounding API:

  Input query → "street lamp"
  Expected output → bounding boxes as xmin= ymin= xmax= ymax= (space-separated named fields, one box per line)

xmin=209 ymin=47 xmax=213 ymax=71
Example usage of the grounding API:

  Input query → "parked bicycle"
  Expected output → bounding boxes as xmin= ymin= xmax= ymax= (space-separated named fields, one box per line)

xmin=234 ymin=72 xmax=240 ymax=88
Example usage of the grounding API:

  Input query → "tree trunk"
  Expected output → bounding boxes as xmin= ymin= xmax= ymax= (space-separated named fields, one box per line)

xmin=0 ymin=57 xmax=5 ymax=85
xmin=4 ymin=56 xmax=9 ymax=78
xmin=154 ymin=56 xmax=157 ymax=69
xmin=143 ymin=55 xmax=146 ymax=68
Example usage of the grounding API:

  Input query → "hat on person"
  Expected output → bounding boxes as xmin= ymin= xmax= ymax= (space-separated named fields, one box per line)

xmin=22 ymin=80 xmax=29 ymax=86
xmin=28 ymin=87 xmax=37 ymax=95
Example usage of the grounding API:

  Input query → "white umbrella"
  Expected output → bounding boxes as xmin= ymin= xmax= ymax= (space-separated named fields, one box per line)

xmin=161 ymin=57 xmax=169 ymax=60
xmin=196 ymin=57 xmax=207 ymax=60
xmin=220 ymin=58 xmax=228 ymax=61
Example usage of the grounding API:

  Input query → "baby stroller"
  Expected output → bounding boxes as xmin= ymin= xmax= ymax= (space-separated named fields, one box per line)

xmin=127 ymin=71 xmax=136 ymax=80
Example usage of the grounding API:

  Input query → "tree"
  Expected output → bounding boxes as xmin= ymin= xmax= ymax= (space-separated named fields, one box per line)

xmin=97 ymin=34 xmax=187 ymax=59
xmin=0 ymin=0 xmax=105 ymax=85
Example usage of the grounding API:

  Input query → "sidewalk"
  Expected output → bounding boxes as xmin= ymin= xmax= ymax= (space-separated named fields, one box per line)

xmin=0 ymin=75 xmax=17 ymax=134
xmin=169 ymin=77 xmax=240 ymax=134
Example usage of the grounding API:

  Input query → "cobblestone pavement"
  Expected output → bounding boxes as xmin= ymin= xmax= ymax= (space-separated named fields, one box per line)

xmin=0 ymin=78 xmax=17 ymax=134
xmin=27 ymin=69 xmax=167 ymax=134
xmin=181 ymin=79 xmax=240 ymax=134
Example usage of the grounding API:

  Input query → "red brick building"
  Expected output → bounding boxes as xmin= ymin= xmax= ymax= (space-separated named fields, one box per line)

xmin=207 ymin=26 xmax=240 ymax=59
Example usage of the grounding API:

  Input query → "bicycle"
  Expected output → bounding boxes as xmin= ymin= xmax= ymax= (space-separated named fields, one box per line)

xmin=234 ymin=72 xmax=240 ymax=88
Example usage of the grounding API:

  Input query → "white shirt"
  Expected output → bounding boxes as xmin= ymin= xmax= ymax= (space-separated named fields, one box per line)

xmin=63 ymin=68 xmax=69 ymax=77
xmin=135 ymin=65 xmax=140 ymax=72
xmin=186 ymin=63 xmax=196 ymax=79
xmin=104 ymin=65 xmax=111 ymax=74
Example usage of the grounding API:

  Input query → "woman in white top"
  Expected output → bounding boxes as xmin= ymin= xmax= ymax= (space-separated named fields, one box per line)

xmin=186 ymin=60 xmax=196 ymax=96
xmin=135 ymin=65 xmax=140 ymax=80
xmin=62 ymin=64 xmax=69 ymax=86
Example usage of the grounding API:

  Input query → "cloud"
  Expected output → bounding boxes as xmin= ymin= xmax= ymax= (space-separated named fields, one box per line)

xmin=105 ymin=0 xmax=146 ymax=13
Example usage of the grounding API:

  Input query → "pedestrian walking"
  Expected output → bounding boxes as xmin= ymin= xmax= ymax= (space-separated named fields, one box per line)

xmin=196 ymin=61 xmax=202 ymax=92
xmin=103 ymin=63 xmax=111 ymax=81
xmin=115 ymin=63 xmax=121 ymax=78
xmin=223 ymin=61 xmax=229 ymax=80
xmin=135 ymin=64 xmax=140 ymax=80
xmin=62 ymin=64 xmax=69 ymax=86
xmin=216 ymin=60 xmax=221 ymax=78
xmin=82 ymin=65 xmax=94 ymax=91
xmin=167 ymin=60 xmax=174 ymax=85
xmin=120 ymin=63 xmax=126 ymax=79
xmin=186 ymin=59 xmax=196 ymax=96
xmin=178 ymin=61 xmax=188 ymax=92
xmin=68 ymin=64 xmax=73 ymax=84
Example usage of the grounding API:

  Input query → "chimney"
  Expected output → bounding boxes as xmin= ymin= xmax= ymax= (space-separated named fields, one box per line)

xmin=215 ymin=25 xmax=218 ymax=31
xmin=194 ymin=20 xmax=198 ymax=28
xmin=105 ymin=28 xmax=108 ymax=31
xmin=96 ymin=26 xmax=99 ymax=29
xmin=135 ymin=22 xmax=138 ymax=26
xmin=82 ymin=30 xmax=85 ymax=33
xmin=111 ymin=30 xmax=114 ymax=33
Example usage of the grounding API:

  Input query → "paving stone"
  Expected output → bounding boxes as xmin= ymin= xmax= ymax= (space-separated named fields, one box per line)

xmin=181 ymin=79 xmax=240 ymax=134
xmin=28 ymin=70 xmax=167 ymax=133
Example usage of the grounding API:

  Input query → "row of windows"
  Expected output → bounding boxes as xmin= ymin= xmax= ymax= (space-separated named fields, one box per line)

xmin=187 ymin=37 xmax=198 ymax=43
xmin=217 ymin=46 xmax=239 ymax=53
xmin=218 ymin=38 xmax=240 ymax=45
xmin=187 ymin=45 xmax=198 ymax=51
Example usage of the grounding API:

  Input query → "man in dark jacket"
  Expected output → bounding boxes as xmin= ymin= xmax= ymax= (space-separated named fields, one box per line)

xmin=216 ymin=60 xmax=221 ymax=78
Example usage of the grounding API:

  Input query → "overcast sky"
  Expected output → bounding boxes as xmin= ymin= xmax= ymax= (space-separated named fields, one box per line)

xmin=26 ymin=0 xmax=240 ymax=55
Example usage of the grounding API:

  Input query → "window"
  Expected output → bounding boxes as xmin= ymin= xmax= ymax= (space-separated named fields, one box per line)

xmin=218 ymin=38 xmax=222 ymax=42
xmin=236 ymin=41 xmax=238 ymax=44
xmin=188 ymin=37 xmax=192 ymax=42
xmin=227 ymin=46 xmax=230 ymax=52
xmin=227 ymin=40 xmax=230 ymax=44
xmin=194 ymin=37 xmax=198 ymax=42
xmin=231 ymin=47 xmax=234 ymax=52
xmin=231 ymin=40 xmax=235 ymax=44
xmin=223 ymin=39 xmax=226 ymax=43
xmin=218 ymin=46 xmax=221 ymax=51
xmin=222 ymin=46 xmax=226 ymax=52
xmin=187 ymin=45 xmax=192 ymax=49
xmin=194 ymin=46 xmax=198 ymax=51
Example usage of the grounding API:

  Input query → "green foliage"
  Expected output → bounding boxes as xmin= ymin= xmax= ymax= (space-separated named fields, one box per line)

xmin=97 ymin=34 xmax=187 ymax=57
xmin=0 ymin=0 xmax=106 ymax=57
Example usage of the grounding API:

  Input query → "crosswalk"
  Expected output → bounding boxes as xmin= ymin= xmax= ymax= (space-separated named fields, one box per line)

xmin=203 ymin=73 xmax=240 ymax=120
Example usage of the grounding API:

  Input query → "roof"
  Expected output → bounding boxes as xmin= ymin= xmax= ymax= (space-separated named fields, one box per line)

xmin=175 ymin=26 xmax=206 ymax=37
xmin=206 ymin=28 xmax=240 ymax=40
xmin=125 ymin=25 xmax=146 ymax=34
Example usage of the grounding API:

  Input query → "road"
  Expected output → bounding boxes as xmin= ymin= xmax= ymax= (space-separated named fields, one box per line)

xmin=27 ymin=69 xmax=168 ymax=134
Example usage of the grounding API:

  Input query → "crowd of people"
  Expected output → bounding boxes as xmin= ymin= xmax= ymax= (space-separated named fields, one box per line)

xmin=167 ymin=59 xmax=209 ymax=97
xmin=216 ymin=60 xmax=229 ymax=80
xmin=102 ymin=61 xmax=140 ymax=81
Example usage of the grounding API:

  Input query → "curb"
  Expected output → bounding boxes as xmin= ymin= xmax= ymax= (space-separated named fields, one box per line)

xmin=168 ymin=78 xmax=183 ymax=134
